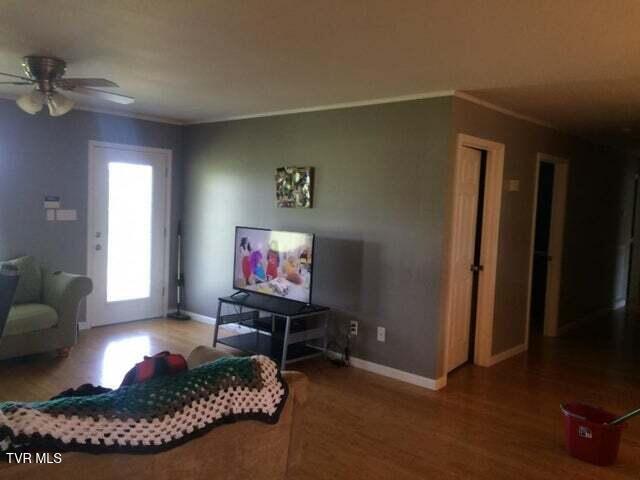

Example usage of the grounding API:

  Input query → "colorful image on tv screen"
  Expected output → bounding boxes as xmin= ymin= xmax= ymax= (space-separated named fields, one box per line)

xmin=234 ymin=227 xmax=314 ymax=303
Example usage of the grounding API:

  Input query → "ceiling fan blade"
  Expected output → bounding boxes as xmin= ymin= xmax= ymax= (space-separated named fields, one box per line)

xmin=0 ymin=81 xmax=32 ymax=85
xmin=0 ymin=72 xmax=32 ymax=82
xmin=71 ymin=86 xmax=134 ymax=104
xmin=56 ymin=78 xmax=119 ymax=89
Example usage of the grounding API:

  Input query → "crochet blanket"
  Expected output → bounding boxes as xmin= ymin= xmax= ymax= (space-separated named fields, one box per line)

xmin=0 ymin=355 xmax=287 ymax=457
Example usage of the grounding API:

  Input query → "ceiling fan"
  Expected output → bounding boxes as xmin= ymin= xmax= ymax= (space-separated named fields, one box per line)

xmin=0 ymin=55 xmax=134 ymax=117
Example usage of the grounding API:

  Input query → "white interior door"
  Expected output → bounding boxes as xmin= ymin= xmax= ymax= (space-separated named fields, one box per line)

xmin=447 ymin=146 xmax=483 ymax=372
xmin=87 ymin=143 xmax=170 ymax=327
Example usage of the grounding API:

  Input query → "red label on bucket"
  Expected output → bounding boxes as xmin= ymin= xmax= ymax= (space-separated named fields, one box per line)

xmin=578 ymin=426 xmax=592 ymax=439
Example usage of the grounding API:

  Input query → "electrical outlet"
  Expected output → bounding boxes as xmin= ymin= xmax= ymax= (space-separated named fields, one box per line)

xmin=349 ymin=319 xmax=358 ymax=337
xmin=377 ymin=326 xmax=386 ymax=342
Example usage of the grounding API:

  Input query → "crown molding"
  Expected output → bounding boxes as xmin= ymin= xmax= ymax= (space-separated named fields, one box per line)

xmin=188 ymin=90 xmax=456 ymax=125
xmin=453 ymin=91 xmax=556 ymax=130
xmin=0 ymin=89 xmax=557 ymax=130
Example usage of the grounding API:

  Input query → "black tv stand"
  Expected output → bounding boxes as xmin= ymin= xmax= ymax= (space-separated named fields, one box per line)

xmin=213 ymin=293 xmax=330 ymax=369
xmin=230 ymin=290 xmax=250 ymax=299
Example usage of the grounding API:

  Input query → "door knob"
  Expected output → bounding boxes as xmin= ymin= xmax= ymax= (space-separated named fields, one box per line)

xmin=95 ymin=244 xmax=102 ymax=251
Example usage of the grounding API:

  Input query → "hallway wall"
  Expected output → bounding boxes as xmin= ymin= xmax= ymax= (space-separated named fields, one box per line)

xmin=451 ymin=96 xmax=637 ymax=355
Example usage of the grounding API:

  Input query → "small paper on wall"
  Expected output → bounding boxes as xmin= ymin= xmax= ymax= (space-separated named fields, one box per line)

xmin=56 ymin=209 xmax=77 ymax=221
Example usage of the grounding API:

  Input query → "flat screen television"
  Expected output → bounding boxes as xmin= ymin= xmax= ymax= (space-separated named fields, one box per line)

xmin=233 ymin=226 xmax=315 ymax=304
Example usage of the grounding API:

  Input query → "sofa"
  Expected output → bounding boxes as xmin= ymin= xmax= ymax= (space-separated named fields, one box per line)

xmin=0 ymin=256 xmax=93 ymax=360
xmin=0 ymin=346 xmax=309 ymax=480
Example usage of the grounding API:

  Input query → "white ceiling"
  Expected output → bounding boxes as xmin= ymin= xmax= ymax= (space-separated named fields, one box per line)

xmin=1 ymin=0 xmax=640 ymax=139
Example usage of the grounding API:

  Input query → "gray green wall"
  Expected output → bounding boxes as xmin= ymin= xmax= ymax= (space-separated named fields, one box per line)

xmin=183 ymin=97 xmax=453 ymax=379
xmin=4 ymin=89 xmax=629 ymax=378
xmin=452 ymin=97 xmax=637 ymax=355
xmin=0 ymin=99 xmax=184 ymax=319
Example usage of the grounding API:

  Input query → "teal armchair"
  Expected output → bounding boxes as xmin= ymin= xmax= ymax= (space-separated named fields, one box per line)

xmin=0 ymin=257 xmax=93 ymax=360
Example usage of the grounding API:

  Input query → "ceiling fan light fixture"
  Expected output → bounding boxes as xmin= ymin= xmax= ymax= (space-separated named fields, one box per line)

xmin=3 ymin=55 xmax=132 ymax=117
xmin=16 ymin=89 xmax=45 ymax=114
xmin=46 ymin=92 xmax=74 ymax=117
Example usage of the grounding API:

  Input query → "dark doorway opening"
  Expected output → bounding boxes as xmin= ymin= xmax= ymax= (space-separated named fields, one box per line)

xmin=468 ymin=150 xmax=488 ymax=363
xmin=530 ymin=162 xmax=555 ymax=335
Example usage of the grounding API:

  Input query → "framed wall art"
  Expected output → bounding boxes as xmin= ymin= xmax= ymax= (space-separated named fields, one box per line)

xmin=275 ymin=166 xmax=314 ymax=208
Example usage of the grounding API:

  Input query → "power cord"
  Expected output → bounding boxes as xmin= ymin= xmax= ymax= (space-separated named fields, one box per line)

xmin=326 ymin=332 xmax=350 ymax=367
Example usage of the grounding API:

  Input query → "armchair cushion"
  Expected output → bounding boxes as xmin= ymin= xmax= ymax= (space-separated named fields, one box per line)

xmin=0 ymin=256 xmax=41 ymax=304
xmin=0 ymin=259 xmax=92 ymax=361
xmin=4 ymin=304 xmax=58 ymax=336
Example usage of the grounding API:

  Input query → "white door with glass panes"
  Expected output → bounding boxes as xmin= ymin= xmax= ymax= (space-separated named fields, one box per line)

xmin=87 ymin=142 xmax=170 ymax=327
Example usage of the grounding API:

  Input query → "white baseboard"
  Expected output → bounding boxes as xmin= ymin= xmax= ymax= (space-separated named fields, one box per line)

xmin=346 ymin=355 xmax=446 ymax=391
xmin=487 ymin=343 xmax=526 ymax=367
xmin=558 ymin=300 xmax=626 ymax=336
xmin=185 ymin=311 xmax=446 ymax=391
xmin=557 ymin=320 xmax=578 ymax=336
xmin=184 ymin=310 xmax=217 ymax=325
xmin=613 ymin=299 xmax=627 ymax=310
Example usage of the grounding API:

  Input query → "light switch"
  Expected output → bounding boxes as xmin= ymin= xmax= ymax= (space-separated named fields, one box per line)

xmin=507 ymin=179 xmax=520 ymax=192
xmin=44 ymin=195 xmax=61 ymax=209
xmin=46 ymin=209 xmax=55 ymax=221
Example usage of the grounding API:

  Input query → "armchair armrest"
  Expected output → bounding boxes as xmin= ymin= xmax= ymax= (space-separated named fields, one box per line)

xmin=42 ymin=271 xmax=93 ymax=334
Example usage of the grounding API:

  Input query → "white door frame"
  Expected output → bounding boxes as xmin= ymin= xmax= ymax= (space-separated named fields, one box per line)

xmin=525 ymin=153 xmax=569 ymax=344
xmin=86 ymin=140 xmax=173 ymax=328
xmin=442 ymin=133 xmax=505 ymax=373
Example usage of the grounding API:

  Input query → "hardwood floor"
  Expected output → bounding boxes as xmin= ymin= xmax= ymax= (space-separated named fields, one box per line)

xmin=0 ymin=309 xmax=639 ymax=479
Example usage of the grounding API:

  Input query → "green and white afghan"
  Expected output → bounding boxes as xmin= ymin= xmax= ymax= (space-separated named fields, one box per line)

xmin=0 ymin=355 xmax=287 ymax=456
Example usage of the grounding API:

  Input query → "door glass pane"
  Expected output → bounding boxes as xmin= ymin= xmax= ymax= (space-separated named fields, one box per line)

xmin=107 ymin=162 xmax=153 ymax=302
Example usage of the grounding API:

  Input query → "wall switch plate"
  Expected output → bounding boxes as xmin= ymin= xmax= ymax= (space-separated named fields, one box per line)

xmin=44 ymin=195 xmax=61 ymax=209
xmin=349 ymin=319 xmax=358 ymax=337
xmin=377 ymin=326 xmax=386 ymax=342
xmin=507 ymin=179 xmax=520 ymax=192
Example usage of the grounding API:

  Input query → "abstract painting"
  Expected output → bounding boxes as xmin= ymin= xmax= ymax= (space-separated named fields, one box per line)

xmin=275 ymin=166 xmax=314 ymax=208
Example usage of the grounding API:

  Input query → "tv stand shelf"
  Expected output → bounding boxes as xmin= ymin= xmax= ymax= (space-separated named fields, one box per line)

xmin=213 ymin=293 xmax=330 ymax=369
